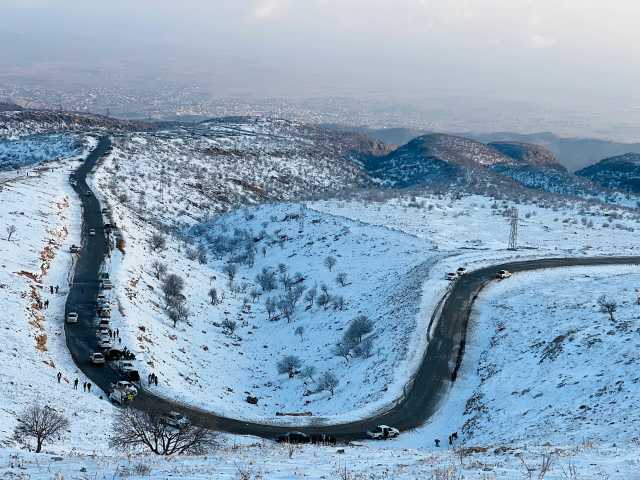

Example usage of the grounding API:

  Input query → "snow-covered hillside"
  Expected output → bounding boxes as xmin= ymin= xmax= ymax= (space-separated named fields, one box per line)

xmin=0 ymin=151 xmax=113 ymax=451
xmin=100 ymin=118 xmax=379 ymax=228
xmin=92 ymin=196 xmax=440 ymax=421
xmin=0 ymin=133 xmax=81 ymax=170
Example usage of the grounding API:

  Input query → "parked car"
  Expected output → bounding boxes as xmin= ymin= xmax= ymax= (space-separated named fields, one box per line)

xmin=276 ymin=432 xmax=310 ymax=444
xmin=456 ymin=267 xmax=467 ymax=275
xmin=366 ymin=425 xmax=400 ymax=440
xmin=96 ymin=327 xmax=110 ymax=339
xmin=98 ymin=272 xmax=110 ymax=281
xmin=85 ymin=191 xmax=92 ymax=197
xmin=446 ymin=272 xmax=459 ymax=281
xmin=123 ymin=370 xmax=141 ymax=384
xmin=118 ymin=361 xmax=136 ymax=373
xmin=98 ymin=337 xmax=112 ymax=349
xmin=162 ymin=411 xmax=189 ymax=429
xmin=98 ymin=307 xmax=111 ymax=319
xmin=66 ymin=312 xmax=79 ymax=324
xmin=69 ymin=244 xmax=81 ymax=253
xmin=98 ymin=318 xmax=110 ymax=329
xmin=496 ymin=270 xmax=512 ymax=279
xmin=89 ymin=352 xmax=106 ymax=365
xmin=101 ymin=279 xmax=113 ymax=290
xmin=88 ymin=228 xmax=96 ymax=236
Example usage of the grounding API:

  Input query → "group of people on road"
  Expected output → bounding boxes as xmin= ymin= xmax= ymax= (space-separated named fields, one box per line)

xmin=57 ymin=372 xmax=92 ymax=393
xmin=148 ymin=373 xmax=159 ymax=386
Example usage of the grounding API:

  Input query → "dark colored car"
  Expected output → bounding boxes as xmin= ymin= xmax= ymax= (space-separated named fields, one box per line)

xmin=276 ymin=432 xmax=310 ymax=444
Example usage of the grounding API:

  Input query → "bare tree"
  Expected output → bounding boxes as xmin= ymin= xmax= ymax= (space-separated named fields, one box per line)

xmin=196 ymin=244 xmax=208 ymax=265
xmin=151 ymin=260 xmax=167 ymax=280
xmin=316 ymin=291 xmax=331 ymax=310
xmin=300 ymin=365 xmax=316 ymax=383
xmin=277 ymin=355 xmax=302 ymax=378
xmin=304 ymin=285 xmax=317 ymax=308
xmin=208 ymin=287 xmax=219 ymax=305
xmin=295 ymin=326 xmax=304 ymax=341
xmin=249 ymin=288 xmax=260 ymax=303
xmin=318 ymin=371 xmax=339 ymax=396
xmin=333 ymin=342 xmax=351 ymax=364
xmin=13 ymin=399 xmax=69 ymax=453
xmin=168 ymin=302 xmax=189 ymax=327
xmin=149 ymin=233 xmax=166 ymax=252
xmin=6 ymin=224 xmax=16 ymax=241
xmin=335 ymin=272 xmax=348 ymax=287
xmin=162 ymin=274 xmax=185 ymax=308
xmin=109 ymin=408 xmax=216 ymax=456
xmin=278 ymin=295 xmax=295 ymax=323
xmin=265 ymin=297 xmax=277 ymax=320
xmin=324 ymin=256 xmax=337 ymax=272
xmin=256 ymin=268 xmax=277 ymax=292
xmin=597 ymin=295 xmax=617 ymax=322
xmin=222 ymin=263 xmax=237 ymax=285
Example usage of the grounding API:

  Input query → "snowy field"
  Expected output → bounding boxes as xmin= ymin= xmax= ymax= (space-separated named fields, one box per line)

xmin=314 ymin=194 xmax=640 ymax=255
xmin=1 ymin=440 xmax=638 ymax=479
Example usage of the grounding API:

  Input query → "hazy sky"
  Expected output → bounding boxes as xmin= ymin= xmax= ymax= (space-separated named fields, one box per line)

xmin=1 ymin=0 xmax=640 ymax=105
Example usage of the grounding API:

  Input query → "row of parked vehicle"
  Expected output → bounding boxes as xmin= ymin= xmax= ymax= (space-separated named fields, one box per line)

xmin=276 ymin=424 xmax=400 ymax=444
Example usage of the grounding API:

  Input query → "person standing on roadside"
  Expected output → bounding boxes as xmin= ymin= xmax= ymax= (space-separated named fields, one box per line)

xmin=57 ymin=372 xmax=62 ymax=383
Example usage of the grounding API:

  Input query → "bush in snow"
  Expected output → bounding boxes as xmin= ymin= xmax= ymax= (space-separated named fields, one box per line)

xmin=345 ymin=315 xmax=374 ymax=345
xmin=304 ymin=285 xmax=317 ymax=308
xmin=222 ymin=319 xmax=237 ymax=335
xmin=149 ymin=232 xmax=167 ymax=251
xmin=277 ymin=355 xmax=302 ymax=378
xmin=6 ymin=224 xmax=16 ymax=241
xmin=295 ymin=326 xmax=304 ymax=341
xmin=597 ymin=294 xmax=617 ymax=322
xmin=318 ymin=371 xmax=339 ymax=396
xmin=222 ymin=263 xmax=237 ymax=285
xmin=168 ymin=302 xmax=189 ymax=327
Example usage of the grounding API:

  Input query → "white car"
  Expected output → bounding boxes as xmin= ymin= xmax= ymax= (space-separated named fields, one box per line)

xmin=96 ymin=327 xmax=110 ymax=338
xmin=496 ymin=270 xmax=512 ymax=279
xmin=456 ymin=267 xmax=467 ymax=275
xmin=98 ymin=337 xmax=112 ymax=349
xmin=366 ymin=425 xmax=400 ymax=440
xmin=88 ymin=228 xmax=96 ymax=236
xmin=162 ymin=411 xmax=189 ymax=429
xmin=89 ymin=352 xmax=106 ymax=365
xmin=66 ymin=312 xmax=79 ymax=324
xmin=101 ymin=279 xmax=113 ymax=290
xmin=118 ymin=361 xmax=136 ymax=374
xmin=446 ymin=272 xmax=459 ymax=281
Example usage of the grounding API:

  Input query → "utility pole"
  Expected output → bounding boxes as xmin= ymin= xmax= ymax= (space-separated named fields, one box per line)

xmin=508 ymin=207 xmax=518 ymax=250
xmin=298 ymin=204 xmax=306 ymax=233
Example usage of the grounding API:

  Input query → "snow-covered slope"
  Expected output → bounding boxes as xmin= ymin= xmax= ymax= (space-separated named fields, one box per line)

xmin=0 ymin=133 xmax=81 ymax=170
xmin=577 ymin=152 xmax=640 ymax=194
xmin=101 ymin=117 xmax=379 ymax=228
xmin=0 ymin=152 xmax=113 ymax=452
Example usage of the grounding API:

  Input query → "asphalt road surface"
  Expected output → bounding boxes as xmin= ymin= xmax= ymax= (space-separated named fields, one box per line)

xmin=65 ymin=138 xmax=640 ymax=440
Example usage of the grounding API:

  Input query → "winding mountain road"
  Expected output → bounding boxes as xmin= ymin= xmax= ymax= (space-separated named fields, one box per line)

xmin=65 ymin=137 xmax=640 ymax=440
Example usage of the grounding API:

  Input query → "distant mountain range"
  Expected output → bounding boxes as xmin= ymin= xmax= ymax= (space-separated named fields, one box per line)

xmin=323 ymin=124 xmax=640 ymax=172
xmin=577 ymin=153 xmax=640 ymax=194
